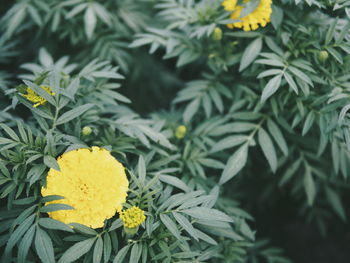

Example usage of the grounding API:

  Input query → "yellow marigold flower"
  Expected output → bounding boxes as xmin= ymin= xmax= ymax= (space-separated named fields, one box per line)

xmin=120 ymin=206 xmax=146 ymax=229
xmin=175 ymin=125 xmax=187 ymax=139
xmin=22 ymin=85 xmax=55 ymax=108
xmin=222 ymin=0 xmax=272 ymax=31
xmin=41 ymin=147 xmax=129 ymax=229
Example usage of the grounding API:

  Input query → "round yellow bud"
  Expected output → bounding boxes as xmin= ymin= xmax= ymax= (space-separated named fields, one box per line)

xmin=212 ymin=27 xmax=223 ymax=41
xmin=318 ymin=50 xmax=329 ymax=62
xmin=82 ymin=126 xmax=92 ymax=136
xmin=175 ymin=125 xmax=187 ymax=139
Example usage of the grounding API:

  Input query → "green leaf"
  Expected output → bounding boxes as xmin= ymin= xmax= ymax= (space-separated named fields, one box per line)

xmin=304 ymin=166 xmax=316 ymax=206
xmin=58 ymin=238 xmax=96 ymax=263
xmin=267 ymin=119 xmax=288 ymax=156
xmin=302 ymin=111 xmax=315 ymax=136
xmin=283 ymin=71 xmax=298 ymax=94
xmin=159 ymin=175 xmax=191 ymax=192
xmin=35 ymin=227 xmax=55 ymax=263
xmin=271 ymin=5 xmax=283 ymax=29
xmin=84 ymin=6 xmax=97 ymax=39
xmin=138 ymin=155 xmax=146 ymax=184
xmin=288 ymin=66 xmax=313 ymax=87
xmin=261 ymin=74 xmax=282 ymax=102
xmin=220 ymin=144 xmax=248 ymax=184
xmin=103 ymin=233 xmax=112 ymax=263
xmin=70 ymin=223 xmax=98 ymax=235
xmin=172 ymin=212 xmax=198 ymax=241
xmin=325 ymin=47 xmax=343 ymax=64
xmin=56 ymin=104 xmax=94 ymax=125
xmin=239 ymin=37 xmax=262 ymax=71
xmin=44 ymin=155 xmax=60 ymax=171
xmin=18 ymin=225 xmax=36 ymax=263
xmin=41 ymin=195 xmax=65 ymax=203
xmin=129 ymin=243 xmax=141 ymax=263
xmin=93 ymin=237 xmax=103 ymax=263
xmin=325 ymin=18 xmax=337 ymax=45
xmin=258 ymin=128 xmax=277 ymax=172
xmin=0 ymin=124 xmax=20 ymax=141
xmin=38 ymin=218 xmax=73 ymax=232
xmin=5 ymin=214 xmax=35 ymax=253
xmin=181 ymin=207 xmax=233 ymax=223
xmin=160 ymin=214 xmax=181 ymax=239
xmin=210 ymin=135 xmax=247 ymax=153
xmin=40 ymin=203 xmax=74 ymax=213
xmin=183 ymin=98 xmax=200 ymax=123
xmin=113 ymin=245 xmax=130 ymax=263
xmin=325 ymin=187 xmax=346 ymax=221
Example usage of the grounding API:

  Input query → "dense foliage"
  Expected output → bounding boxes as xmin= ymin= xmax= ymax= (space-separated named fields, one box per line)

xmin=0 ymin=0 xmax=349 ymax=262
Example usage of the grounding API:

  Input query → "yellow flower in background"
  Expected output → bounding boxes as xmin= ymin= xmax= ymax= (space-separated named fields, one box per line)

xmin=41 ymin=147 xmax=129 ymax=229
xmin=222 ymin=0 xmax=272 ymax=31
xmin=175 ymin=125 xmax=187 ymax=139
xmin=22 ymin=85 xmax=55 ymax=107
xmin=120 ymin=206 xmax=146 ymax=229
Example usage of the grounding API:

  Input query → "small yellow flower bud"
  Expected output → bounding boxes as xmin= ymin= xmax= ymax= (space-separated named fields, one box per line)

xmin=212 ymin=27 xmax=223 ymax=41
xmin=175 ymin=125 xmax=187 ymax=139
xmin=318 ymin=50 xmax=329 ymax=62
xmin=82 ymin=126 xmax=92 ymax=136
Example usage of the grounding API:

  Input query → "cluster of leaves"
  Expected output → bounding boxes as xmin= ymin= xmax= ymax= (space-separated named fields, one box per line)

xmin=1 ymin=0 xmax=349 ymax=262
xmin=0 ymin=50 xmax=256 ymax=262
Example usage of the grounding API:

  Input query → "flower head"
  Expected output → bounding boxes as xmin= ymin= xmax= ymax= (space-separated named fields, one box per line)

xmin=120 ymin=206 xmax=146 ymax=229
xmin=222 ymin=0 xmax=272 ymax=31
xmin=22 ymin=85 xmax=55 ymax=107
xmin=175 ymin=125 xmax=187 ymax=139
xmin=41 ymin=147 xmax=129 ymax=228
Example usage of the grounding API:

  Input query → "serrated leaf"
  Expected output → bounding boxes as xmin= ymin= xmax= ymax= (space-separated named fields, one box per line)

xmin=210 ymin=135 xmax=247 ymax=153
xmin=5 ymin=214 xmax=35 ymax=253
xmin=84 ymin=6 xmax=97 ymax=39
xmin=40 ymin=203 xmax=74 ymax=213
xmin=239 ymin=37 xmax=262 ymax=71
xmin=302 ymin=111 xmax=315 ymax=136
xmin=325 ymin=187 xmax=346 ymax=221
xmin=183 ymin=98 xmax=200 ymax=123
xmin=258 ymin=128 xmax=277 ymax=172
xmin=38 ymin=218 xmax=73 ymax=232
xmin=267 ymin=119 xmax=288 ymax=156
xmin=93 ymin=237 xmax=103 ymax=263
xmin=103 ymin=233 xmax=112 ymax=263
xmin=304 ymin=166 xmax=316 ymax=206
xmin=172 ymin=212 xmax=198 ymax=241
xmin=129 ymin=243 xmax=141 ymax=263
xmin=56 ymin=104 xmax=94 ymax=125
xmin=113 ymin=245 xmax=130 ymax=263
xmin=43 ymin=155 xmax=60 ymax=171
xmin=181 ymin=207 xmax=233 ymax=223
xmin=70 ymin=223 xmax=98 ymax=235
xmin=160 ymin=214 xmax=181 ymax=239
xmin=35 ymin=227 xmax=55 ymax=263
xmin=58 ymin=238 xmax=96 ymax=263
xmin=220 ymin=144 xmax=248 ymax=184
xmin=138 ymin=155 xmax=146 ymax=184
xmin=159 ymin=175 xmax=191 ymax=192
xmin=18 ymin=225 xmax=35 ymax=263
xmin=261 ymin=74 xmax=282 ymax=102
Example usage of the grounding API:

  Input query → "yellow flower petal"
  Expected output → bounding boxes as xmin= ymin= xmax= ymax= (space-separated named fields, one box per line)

xmin=222 ymin=0 xmax=272 ymax=31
